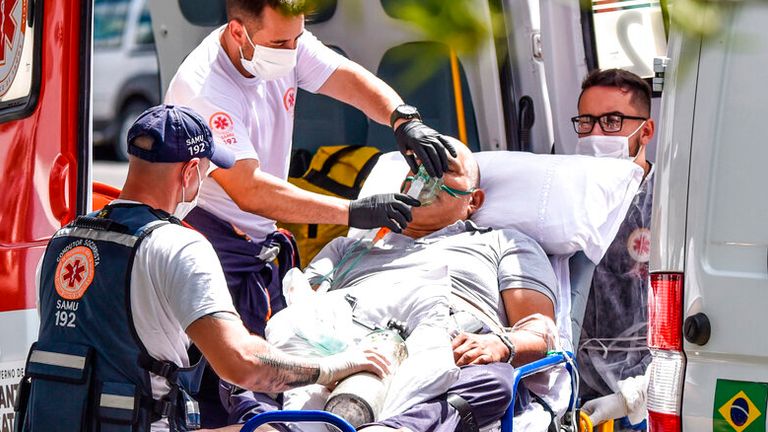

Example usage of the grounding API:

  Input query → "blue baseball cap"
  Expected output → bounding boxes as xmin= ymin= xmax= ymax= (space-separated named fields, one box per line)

xmin=127 ymin=104 xmax=235 ymax=169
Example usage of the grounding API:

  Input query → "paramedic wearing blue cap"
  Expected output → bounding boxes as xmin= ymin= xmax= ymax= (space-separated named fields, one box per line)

xmin=165 ymin=0 xmax=456 ymax=338
xmin=20 ymin=105 xmax=389 ymax=432
xmin=571 ymin=69 xmax=656 ymax=428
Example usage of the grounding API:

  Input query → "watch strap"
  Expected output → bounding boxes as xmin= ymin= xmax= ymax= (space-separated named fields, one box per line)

xmin=389 ymin=104 xmax=421 ymax=129
xmin=496 ymin=332 xmax=516 ymax=364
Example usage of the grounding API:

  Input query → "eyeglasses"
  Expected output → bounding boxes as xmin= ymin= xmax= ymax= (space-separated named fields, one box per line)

xmin=571 ymin=112 xmax=647 ymax=134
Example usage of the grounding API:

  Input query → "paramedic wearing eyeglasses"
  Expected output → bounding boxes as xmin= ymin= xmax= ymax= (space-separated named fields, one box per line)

xmin=571 ymin=69 xmax=656 ymax=428
xmin=20 ymin=105 xmax=389 ymax=432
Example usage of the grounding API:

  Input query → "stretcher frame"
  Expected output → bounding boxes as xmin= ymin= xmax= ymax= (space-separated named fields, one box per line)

xmin=238 ymin=351 xmax=578 ymax=432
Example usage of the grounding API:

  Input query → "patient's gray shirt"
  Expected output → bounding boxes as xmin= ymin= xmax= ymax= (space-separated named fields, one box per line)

xmin=304 ymin=220 xmax=557 ymax=327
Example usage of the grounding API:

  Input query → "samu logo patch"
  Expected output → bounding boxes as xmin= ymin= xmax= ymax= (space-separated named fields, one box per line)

xmin=54 ymin=245 xmax=95 ymax=300
xmin=283 ymin=87 xmax=296 ymax=113
xmin=0 ymin=0 xmax=27 ymax=97
xmin=209 ymin=111 xmax=234 ymax=134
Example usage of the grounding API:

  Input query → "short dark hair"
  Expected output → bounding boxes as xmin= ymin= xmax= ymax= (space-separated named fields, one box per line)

xmin=578 ymin=68 xmax=652 ymax=116
xmin=226 ymin=0 xmax=309 ymax=20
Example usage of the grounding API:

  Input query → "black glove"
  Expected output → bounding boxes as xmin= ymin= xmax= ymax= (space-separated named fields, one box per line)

xmin=394 ymin=121 xmax=458 ymax=178
xmin=349 ymin=193 xmax=420 ymax=232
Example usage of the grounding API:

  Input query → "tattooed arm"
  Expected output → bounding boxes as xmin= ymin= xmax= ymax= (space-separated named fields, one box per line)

xmin=186 ymin=313 xmax=388 ymax=392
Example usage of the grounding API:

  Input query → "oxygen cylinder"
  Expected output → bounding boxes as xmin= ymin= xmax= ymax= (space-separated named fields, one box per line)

xmin=324 ymin=323 xmax=408 ymax=428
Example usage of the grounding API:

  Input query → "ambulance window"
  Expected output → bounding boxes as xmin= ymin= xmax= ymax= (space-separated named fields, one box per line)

xmin=135 ymin=2 xmax=154 ymax=46
xmin=380 ymin=0 xmax=440 ymax=20
xmin=293 ymin=46 xmax=367 ymax=152
xmin=366 ymin=42 xmax=480 ymax=152
xmin=179 ymin=0 xmax=227 ymax=27
xmin=0 ymin=0 xmax=42 ymax=120
xmin=305 ymin=0 xmax=337 ymax=24
xmin=177 ymin=0 xmax=336 ymax=26
xmin=94 ymin=0 xmax=131 ymax=49
xmin=582 ymin=1 xmax=667 ymax=79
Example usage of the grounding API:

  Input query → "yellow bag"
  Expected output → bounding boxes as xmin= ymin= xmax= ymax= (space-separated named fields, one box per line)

xmin=279 ymin=145 xmax=381 ymax=266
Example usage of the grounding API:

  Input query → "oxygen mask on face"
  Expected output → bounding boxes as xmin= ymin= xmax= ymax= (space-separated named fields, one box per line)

xmin=402 ymin=164 xmax=444 ymax=206
xmin=367 ymin=164 xmax=475 ymax=248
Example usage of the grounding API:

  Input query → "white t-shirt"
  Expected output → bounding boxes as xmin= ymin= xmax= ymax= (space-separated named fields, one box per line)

xmin=165 ymin=27 xmax=346 ymax=241
xmin=36 ymin=202 xmax=237 ymax=430
xmin=127 ymin=211 xmax=236 ymax=400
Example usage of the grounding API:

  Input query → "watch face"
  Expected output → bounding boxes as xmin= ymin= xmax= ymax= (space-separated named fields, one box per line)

xmin=398 ymin=105 xmax=419 ymax=116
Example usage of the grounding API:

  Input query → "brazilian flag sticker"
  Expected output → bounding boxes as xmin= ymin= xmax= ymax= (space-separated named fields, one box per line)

xmin=714 ymin=379 xmax=768 ymax=432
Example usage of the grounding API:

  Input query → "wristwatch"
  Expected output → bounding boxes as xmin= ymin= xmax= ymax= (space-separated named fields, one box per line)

xmin=496 ymin=332 xmax=516 ymax=364
xmin=390 ymin=104 xmax=422 ymax=129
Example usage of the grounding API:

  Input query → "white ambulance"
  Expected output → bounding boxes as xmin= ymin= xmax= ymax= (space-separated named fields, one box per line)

xmin=648 ymin=2 xmax=768 ymax=431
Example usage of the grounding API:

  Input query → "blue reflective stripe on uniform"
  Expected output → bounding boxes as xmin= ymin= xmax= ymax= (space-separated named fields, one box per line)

xmin=53 ymin=226 xmax=139 ymax=247
xmin=29 ymin=350 xmax=86 ymax=370
xmin=100 ymin=394 xmax=136 ymax=410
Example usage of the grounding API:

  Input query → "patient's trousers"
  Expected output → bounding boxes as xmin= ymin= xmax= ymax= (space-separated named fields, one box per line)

xmin=221 ymin=363 xmax=517 ymax=431
xmin=374 ymin=363 xmax=517 ymax=431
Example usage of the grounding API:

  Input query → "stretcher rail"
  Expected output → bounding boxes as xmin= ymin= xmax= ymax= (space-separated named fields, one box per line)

xmin=240 ymin=351 xmax=576 ymax=432
xmin=241 ymin=410 xmax=357 ymax=432
xmin=501 ymin=351 xmax=576 ymax=432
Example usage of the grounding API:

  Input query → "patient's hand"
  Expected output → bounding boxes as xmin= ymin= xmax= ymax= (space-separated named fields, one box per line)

xmin=451 ymin=332 xmax=508 ymax=366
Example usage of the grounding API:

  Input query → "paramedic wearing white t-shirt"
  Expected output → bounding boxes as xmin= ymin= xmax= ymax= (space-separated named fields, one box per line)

xmin=29 ymin=105 xmax=388 ymax=432
xmin=165 ymin=0 xmax=457 ymax=338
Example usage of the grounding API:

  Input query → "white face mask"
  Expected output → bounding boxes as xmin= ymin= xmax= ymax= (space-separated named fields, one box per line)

xmin=239 ymin=27 xmax=297 ymax=81
xmin=173 ymin=164 xmax=202 ymax=220
xmin=576 ymin=121 xmax=646 ymax=160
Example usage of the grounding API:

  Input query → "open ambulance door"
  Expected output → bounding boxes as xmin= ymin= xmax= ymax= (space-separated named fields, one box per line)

xmin=0 ymin=0 xmax=92 ymax=417
xmin=147 ymin=0 xmax=221 ymax=95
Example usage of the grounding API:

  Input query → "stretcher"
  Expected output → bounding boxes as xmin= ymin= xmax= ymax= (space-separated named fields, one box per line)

xmin=239 ymin=352 xmax=577 ymax=432
xmin=236 ymin=150 xmax=643 ymax=432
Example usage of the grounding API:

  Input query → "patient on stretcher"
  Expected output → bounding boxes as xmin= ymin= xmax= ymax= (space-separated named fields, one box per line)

xmin=222 ymin=140 xmax=564 ymax=432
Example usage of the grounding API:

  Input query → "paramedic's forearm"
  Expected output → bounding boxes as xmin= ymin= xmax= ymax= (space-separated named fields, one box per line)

xmin=318 ymin=61 xmax=403 ymax=127
xmin=187 ymin=315 xmax=321 ymax=392
xmin=250 ymin=349 xmax=321 ymax=390
xmin=211 ymin=159 xmax=349 ymax=225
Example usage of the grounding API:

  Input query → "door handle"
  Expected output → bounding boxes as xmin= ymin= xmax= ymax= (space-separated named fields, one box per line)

xmin=49 ymin=154 xmax=72 ymax=225
xmin=684 ymin=312 xmax=711 ymax=346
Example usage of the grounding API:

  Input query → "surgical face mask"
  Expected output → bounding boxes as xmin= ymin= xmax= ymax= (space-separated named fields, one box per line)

xmin=173 ymin=164 xmax=202 ymax=220
xmin=576 ymin=121 xmax=646 ymax=160
xmin=239 ymin=27 xmax=297 ymax=81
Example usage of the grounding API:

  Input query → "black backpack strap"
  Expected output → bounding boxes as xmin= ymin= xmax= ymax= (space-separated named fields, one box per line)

xmin=353 ymin=151 xmax=382 ymax=190
xmin=139 ymin=353 xmax=180 ymax=381
xmin=317 ymin=145 xmax=363 ymax=175
xmin=138 ymin=353 xmax=207 ymax=430
xmin=303 ymin=146 xmax=377 ymax=200
xmin=72 ymin=216 xmax=130 ymax=233
xmin=446 ymin=393 xmax=480 ymax=432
